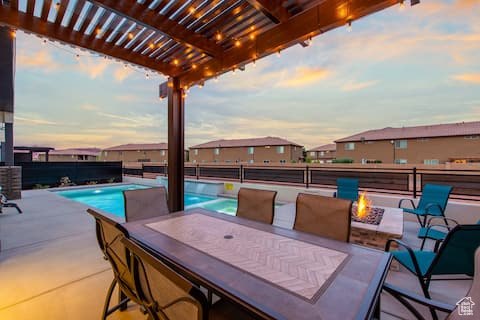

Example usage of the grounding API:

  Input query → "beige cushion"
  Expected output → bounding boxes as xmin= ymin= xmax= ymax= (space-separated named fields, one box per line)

xmin=236 ymin=188 xmax=277 ymax=224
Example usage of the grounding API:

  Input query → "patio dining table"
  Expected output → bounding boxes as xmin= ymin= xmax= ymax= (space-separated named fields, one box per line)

xmin=123 ymin=208 xmax=392 ymax=320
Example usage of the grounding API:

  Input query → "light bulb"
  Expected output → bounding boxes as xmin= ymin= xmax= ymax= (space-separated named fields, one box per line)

xmin=347 ymin=20 xmax=352 ymax=32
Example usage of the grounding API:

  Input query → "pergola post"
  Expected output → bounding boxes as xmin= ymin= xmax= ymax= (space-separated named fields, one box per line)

xmin=167 ymin=77 xmax=184 ymax=212
xmin=0 ymin=26 xmax=15 ymax=166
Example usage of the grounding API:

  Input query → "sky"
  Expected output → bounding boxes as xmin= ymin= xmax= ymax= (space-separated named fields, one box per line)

xmin=11 ymin=0 xmax=480 ymax=150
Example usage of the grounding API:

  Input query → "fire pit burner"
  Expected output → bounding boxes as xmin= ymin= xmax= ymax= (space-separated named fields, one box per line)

xmin=351 ymin=205 xmax=385 ymax=225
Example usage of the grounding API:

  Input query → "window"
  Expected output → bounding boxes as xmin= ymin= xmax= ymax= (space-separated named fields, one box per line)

xmin=248 ymin=159 xmax=254 ymax=164
xmin=194 ymin=149 xmax=198 ymax=155
xmin=118 ymin=151 xmax=122 ymax=156
xmin=263 ymin=160 xmax=270 ymax=164
xmin=418 ymin=138 xmax=429 ymax=142
xmin=225 ymin=160 xmax=231 ymax=163
xmin=214 ymin=148 xmax=220 ymax=155
xmin=395 ymin=140 xmax=407 ymax=149
xmin=465 ymin=135 xmax=479 ymax=140
xmin=294 ymin=146 xmax=297 ymax=150
xmin=394 ymin=159 xmax=407 ymax=164
xmin=192 ymin=159 xmax=197 ymax=163
xmin=424 ymin=159 xmax=439 ymax=165
xmin=345 ymin=143 xmax=355 ymax=150
xmin=201 ymin=160 xmax=206 ymax=163
xmin=138 ymin=159 xmax=151 ymax=162
xmin=248 ymin=147 xmax=254 ymax=154
xmin=213 ymin=159 xmax=218 ymax=163
xmin=310 ymin=151 xmax=316 ymax=157
xmin=163 ymin=160 xmax=167 ymax=163
xmin=276 ymin=146 xmax=285 ymax=154
xmin=161 ymin=150 xmax=166 ymax=156
xmin=280 ymin=160 xmax=286 ymax=164
xmin=320 ymin=151 xmax=325 ymax=156
xmin=104 ymin=151 xmax=108 ymax=156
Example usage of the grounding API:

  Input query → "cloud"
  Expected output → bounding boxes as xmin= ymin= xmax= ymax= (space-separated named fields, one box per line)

xmin=279 ymin=67 xmax=331 ymax=87
xmin=342 ymin=80 xmax=377 ymax=92
xmin=16 ymin=49 xmax=63 ymax=72
xmin=76 ymin=58 xmax=110 ymax=79
xmin=114 ymin=66 xmax=135 ymax=82
xmin=80 ymin=104 xmax=98 ymax=110
xmin=451 ymin=73 xmax=480 ymax=84
xmin=97 ymin=112 xmax=162 ymax=128
xmin=15 ymin=114 xmax=57 ymax=125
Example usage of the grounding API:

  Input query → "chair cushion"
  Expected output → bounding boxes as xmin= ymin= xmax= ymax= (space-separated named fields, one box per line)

xmin=418 ymin=227 xmax=447 ymax=241
xmin=209 ymin=299 xmax=255 ymax=320
xmin=393 ymin=251 xmax=436 ymax=276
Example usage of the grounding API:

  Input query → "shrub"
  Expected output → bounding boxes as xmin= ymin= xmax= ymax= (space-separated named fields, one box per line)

xmin=107 ymin=178 xmax=116 ymax=183
xmin=59 ymin=176 xmax=75 ymax=187
xmin=332 ymin=158 xmax=354 ymax=163
xmin=86 ymin=181 xmax=98 ymax=185
xmin=33 ymin=184 xmax=50 ymax=189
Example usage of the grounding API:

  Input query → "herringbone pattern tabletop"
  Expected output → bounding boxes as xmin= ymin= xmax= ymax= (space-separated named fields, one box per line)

xmin=146 ymin=213 xmax=348 ymax=300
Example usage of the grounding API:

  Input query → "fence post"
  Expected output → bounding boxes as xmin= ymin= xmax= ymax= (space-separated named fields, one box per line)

xmin=142 ymin=163 xmax=145 ymax=178
xmin=196 ymin=164 xmax=199 ymax=180
xmin=305 ymin=165 xmax=309 ymax=188
xmin=164 ymin=164 xmax=167 ymax=177
xmin=240 ymin=164 xmax=244 ymax=183
xmin=413 ymin=167 xmax=417 ymax=199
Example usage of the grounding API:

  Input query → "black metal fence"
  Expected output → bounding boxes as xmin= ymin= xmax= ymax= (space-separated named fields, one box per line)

xmin=123 ymin=164 xmax=480 ymax=200
xmin=20 ymin=161 xmax=122 ymax=189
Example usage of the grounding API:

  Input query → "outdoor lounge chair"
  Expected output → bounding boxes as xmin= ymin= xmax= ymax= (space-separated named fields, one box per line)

xmin=236 ymin=188 xmax=277 ymax=224
xmin=385 ymin=224 xmax=480 ymax=301
xmin=398 ymin=184 xmax=452 ymax=227
xmin=383 ymin=248 xmax=480 ymax=320
xmin=0 ymin=191 xmax=22 ymax=214
xmin=334 ymin=178 xmax=359 ymax=202
xmin=87 ymin=208 xmax=142 ymax=319
xmin=123 ymin=187 xmax=170 ymax=222
xmin=294 ymin=193 xmax=352 ymax=242
xmin=121 ymin=237 xmax=255 ymax=320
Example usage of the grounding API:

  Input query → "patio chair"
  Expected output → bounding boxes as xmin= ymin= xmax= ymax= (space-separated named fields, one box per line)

xmin=398 ymin=184 xmax=452 ymax=227
xmin=123 ymin=187 xmax=170 ymax=222
xmin=385 ymin=224 xmax=480 ymax=301
xmin=121 ymin=237 xmax=255 ymax=320
xmin=417 ymin=217 xmax=459 ymax=251
xmin=86 ymin=208 xmax=142 ymax=319
xmin=236 ymin=188 xmax=277 ymax=224
xmin=333 ymin=178 xmax=359 ymax=202
xmin=294 ymin=193 xmax=352 ymax=242
xmin=0 ymin=191 xmax=22 ymax=214
xmin=383 ymin=248 xmax=480 ymax=320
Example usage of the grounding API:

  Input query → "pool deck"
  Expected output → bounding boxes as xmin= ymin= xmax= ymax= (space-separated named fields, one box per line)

xmin=0 ymin=187 xmax=472 ymax=319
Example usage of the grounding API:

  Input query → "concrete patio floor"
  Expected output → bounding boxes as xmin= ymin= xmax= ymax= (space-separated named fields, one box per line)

xmin=0 ymin=187 xmax=473 ymax=320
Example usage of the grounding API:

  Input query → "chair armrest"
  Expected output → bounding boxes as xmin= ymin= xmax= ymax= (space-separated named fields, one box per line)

xmin=385 ymin=239 xmax=423 ymax=276
xmin=383 ymin=283 xmax=455 ymax=314
xmin=424 ymin=203 xmax=444 ymax=215
xmin=426 ymin=216 xmax=458 ymax=228
xmin=398 ymin=198 xmax=416 ymax=209
xmin=424 ymin=224 xmax=450 ymax=238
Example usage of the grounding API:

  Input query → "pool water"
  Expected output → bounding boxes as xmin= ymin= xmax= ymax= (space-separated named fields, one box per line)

xmin=56 ymin=184 xmax=216 ymax=217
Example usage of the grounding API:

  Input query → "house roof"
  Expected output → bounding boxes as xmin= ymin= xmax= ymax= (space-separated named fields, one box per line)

xmin=49 ymin=148 xmax=101 ymax=156
xmin=335 ymin=121 xmax=480 ymax=143
xmin=104 ymin=143 xmax=168 ymax=151
xmin=308 ymin=144 xmax=336 ymax=152
xmin=190 ymin=137 xmax=303 ymax=149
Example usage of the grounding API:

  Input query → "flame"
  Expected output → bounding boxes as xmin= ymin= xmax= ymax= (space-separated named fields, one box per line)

xmin=356 ymin=192 xmax=371 ymax=219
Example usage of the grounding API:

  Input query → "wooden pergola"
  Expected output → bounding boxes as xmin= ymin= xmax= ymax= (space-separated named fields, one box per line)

xmin=0 ymin=0 xmax=419 ymax=211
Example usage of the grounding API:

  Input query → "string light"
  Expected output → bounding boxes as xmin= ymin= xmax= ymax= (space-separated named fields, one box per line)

xmin=249 ymin=33 xmax=255 ymax=40
xmin=198 ymin=82 xmax=204 ymax=88
xmin=54 ymin=2 xmax=60 ymax=10
xmin=347 ymin=20 xmax=352 ymax=32
xmin=149 ymin=43 xmax=155 ymax=49
xmin=128 ymin=32 xmax=134 ymax=39
xmin=75 ymin=54 xmax=80 ymax=60
xmin=173 ymin=59 xmax=179 ymax=65
xmin=96 ymin=28 xmax=102 ymax=36
xmin=145 ymin=73 xmax=150 ymax=79
xmin=232 ymin=67 xmax=236 ymax=75
xmin=42 ymin=39 xmax=47 ymax=45
xmin=306 ymin=37 xmax=313 ymax=46
xmin=189 ymin=7 xmax=196 ymax=14
xmin=192 ymin=63 xmax=197 ymax=70
xmin=252 ymin=59 xmax=256 ymax=67
xmin=399 ymin=0 xmax=406 ymax=11
xmin=234 ymin=39 xmax=241 ymax=47
xmin=215 ymin=32 xmax=222 ymax=41
xmin=214 ymin=76 xmax=219 ymax=83
xmin=276 ymin=50 xmax=281 ymax=57
xmin=124 ymin=64 xmax=128 ymax=69
xmin=10 ymin=29 xmax=16 ymax=38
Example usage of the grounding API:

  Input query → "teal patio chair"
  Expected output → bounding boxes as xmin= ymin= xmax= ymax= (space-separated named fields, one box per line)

xmin=386 ymin=224 xmax=480 ymax=299
xmin=334 ymin=178 xmax=359 ymax=202
xmin=398 ymin=184 xmax=452 ymax=227
xmin=383 ymin=248 xmax=480 ymax=320
xmin=418 ymin=218 xmax=480 ymax=251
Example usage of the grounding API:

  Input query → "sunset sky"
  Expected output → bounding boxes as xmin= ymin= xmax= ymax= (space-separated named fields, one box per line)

xmin=12 ymin=0 xmax=480 ymax=150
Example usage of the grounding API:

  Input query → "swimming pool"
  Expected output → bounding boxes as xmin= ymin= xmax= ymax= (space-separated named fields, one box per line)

xmin=56 ymin=184 xmax=216 ymax=217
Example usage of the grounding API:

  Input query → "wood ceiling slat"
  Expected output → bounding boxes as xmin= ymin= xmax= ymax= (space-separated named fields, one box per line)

xmin=137 ymin=32 xmax=162 ymax=53
xmin=172 ymin=0 xmax=206 ymax=25
xmin=91 ymin=9 xmax=109 ymax=37
xmin=41 ymin=0 xmax=52 ymax=21
xmin=68 ymin=0 xmax=87 ymax=29
xmin=26 ymin=0 xmax=35 ymax=15
xmin=108 ymin=19 xmax=133 ymax=45
xmin=0 ymin=5 xmax=179 ymax=75
xmin=178 ymin=0 xmax=400 ymax=86
xmin=195 ymin=1 xmax=247 ymax=36
xmin=90 ymin=0 xmax=224 ymax=58
xmin=101 ymin=14 xmax=122 ymax=40
xmin=78 ymin=5 xmax=99 ymax=34
xmin=152 ymin=0 xmax=170 ymax=12
xmin=162 ymin=0 xmax=186 ymax=19
xmin=54 ymin=0 xmax=70 ymax=25
xmin=246 ymin=0 xmax=291 ymax=23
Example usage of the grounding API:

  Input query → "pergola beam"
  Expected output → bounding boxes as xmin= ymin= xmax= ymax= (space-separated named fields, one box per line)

xmin=176 ymin=0 xmax=399 ymax=87
xmin=246 ymin=0 xmax=291 ymax=23
xmin=90 ymin=0 xmax=225 ymax=58
xmin=0 ymin=6 xmax=180 ymax=76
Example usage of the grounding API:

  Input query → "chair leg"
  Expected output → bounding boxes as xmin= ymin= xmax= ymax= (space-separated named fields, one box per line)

xmin=102 ymin=278 xmax=117 ymax=320
xmin=119 ymin=289 xmax=128 ymax=311
xmin=420 ymin=237 xmax=427 ymax=251
xmin=14 ymin=204 xmax=22 ymax=214
xmin=420 ymin=277 xmax=438 ymax=320
xmin=416 ymin=215 xmax=424 ymax=227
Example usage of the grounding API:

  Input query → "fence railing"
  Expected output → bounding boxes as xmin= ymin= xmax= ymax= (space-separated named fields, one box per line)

xmin=123 ymin=163 xmax=480 ymax=200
